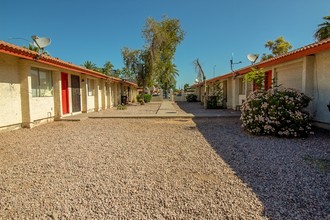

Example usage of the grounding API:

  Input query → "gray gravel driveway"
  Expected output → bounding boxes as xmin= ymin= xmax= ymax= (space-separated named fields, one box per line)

xmin=0 ymin=117 xmax=329 ymax=219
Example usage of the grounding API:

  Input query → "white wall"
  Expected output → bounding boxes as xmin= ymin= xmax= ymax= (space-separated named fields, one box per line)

xmin=0 ymin=54 xmax=22 ymax=127
xmin=87 ymin=95 xmax=95 ymax=112
xmin=314 ymin=50 xmax=330 ymax=123
xmin=110 ymin=83 xmax=115 ymax=107
xmin=30 ymin=97 xmax=54 ymax=121
xmin=275 ymin=61 xmax=303 ymax=90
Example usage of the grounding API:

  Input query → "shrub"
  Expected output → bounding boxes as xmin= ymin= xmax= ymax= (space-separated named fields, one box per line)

xmin=186 ymin=94 xmax=197 ymax=102
xmin=240 ymin=86 xmax=313 ymax=138
xmin=207 ymin=96 xmax=219 ymax=109
xmin=117 ymin=104 xmax=127 ymax=110
xmin=136 ymin=94 xmax=152 ymax=103
xmin=144 ymin=94 xmax=152 ymax=103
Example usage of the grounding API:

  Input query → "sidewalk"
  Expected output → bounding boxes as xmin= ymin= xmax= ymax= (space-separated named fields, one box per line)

xmin=61 ymin=100 xmax=240 ymax=121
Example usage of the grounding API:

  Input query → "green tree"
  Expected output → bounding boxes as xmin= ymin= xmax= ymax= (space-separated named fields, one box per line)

xmin=261 ymin=36 xmax=293 ymax=61
xmin=102 ymin=61 xmax=114 ymax=76
xmin=314 ymin=15 xmax=330 ymax=41
xmin=143 ymin=16 xmax=185 ymax=97
xmin=183 ymin=83 xmax=190 ymax=91
xmin=245 ymin=67 xmax=266 ymax=90
xmin=82 ymin=61 xmax=97 ymax=71
xmin=156 ymin=61 xmax=178 ymax=96
xmin=138 ymin=50 xmax=153 ymax=100
xmin=121 ymin=47 xmax=152 ymax=102
xmin=110 ymin=69 xmax=121 ymax=78
xmin=24 ymin=44 xmax=39 ymax=52
xmin=121 ymin=47 xmax=140 ymax=79
xmin=23 ymin=44 xmax=50 ymax=55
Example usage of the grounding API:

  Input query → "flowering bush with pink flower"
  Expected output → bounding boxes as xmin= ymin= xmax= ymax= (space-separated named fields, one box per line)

xmin=240 ymin=86 xmax=313 ymax=137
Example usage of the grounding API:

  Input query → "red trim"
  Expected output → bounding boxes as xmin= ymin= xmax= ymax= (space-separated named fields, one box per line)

xmin=264 ymin=70 xmax=272 ymax=90
xmin=193 ymin=38 xmax=330 ymax=87
xmin=0 ymin=41 xmax=138 ymax=88
xmin=236 ymin=38 xmax=330 ymax=76
xmin=61 ymin=72 xmax=70 ymax=114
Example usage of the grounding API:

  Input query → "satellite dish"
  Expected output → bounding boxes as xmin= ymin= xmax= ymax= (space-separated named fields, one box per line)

xmin=31 ymin=36 xmax=51 ymax=49
xmin=247 ymin=54 xmax=259 ymax=64
xmin=195 ymin=79 xmax=199 ymax=83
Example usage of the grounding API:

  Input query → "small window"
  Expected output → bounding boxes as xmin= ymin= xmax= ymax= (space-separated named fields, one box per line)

xmin=247 ymin=81 xmax=253 ymax=95
xmin=31 ymin=68 xmax=53 ymax=97
xmin=87 ymin=79 xmax=94 ymax=96
xmin=238 ymin=78 xmax=245 ymax=95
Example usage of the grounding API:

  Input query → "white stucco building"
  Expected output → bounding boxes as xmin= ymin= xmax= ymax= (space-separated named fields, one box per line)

xmin=0 ymin=41 xmax=138 ymax=131
xmin=194 ymin=38 xmax=330 ymax=128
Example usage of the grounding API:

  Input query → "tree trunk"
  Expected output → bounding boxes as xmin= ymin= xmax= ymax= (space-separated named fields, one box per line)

xmin=164 ymin=83 xmax=168 ymax=99
xmin=141 ymin=80 xmax=146 ymax=104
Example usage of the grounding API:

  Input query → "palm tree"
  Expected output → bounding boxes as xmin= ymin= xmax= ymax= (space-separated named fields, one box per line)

xmin=102 ymin=61 xmax=114 ymax=76
xmin=23 ymin=44 xmax=50 ymax=56
xmin=157 ymin=61 xmax=178 ymax=98
xmin=314 ymin=16 xmax=330 ymax=41
xmin=82 ymin=61 xmax=97 ymax=70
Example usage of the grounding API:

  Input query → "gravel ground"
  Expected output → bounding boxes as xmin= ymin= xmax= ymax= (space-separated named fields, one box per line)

xmin=194 ymin=118 xmax=330 ymax=220
xmin=0 ymin=117 xmax=329 ymax=219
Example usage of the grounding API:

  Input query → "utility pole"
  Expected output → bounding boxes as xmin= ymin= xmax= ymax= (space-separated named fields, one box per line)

xmin=213 ymin=65 xmax=216 ymax=78
xmin=196 ymin=59 xmax=207 ymax=109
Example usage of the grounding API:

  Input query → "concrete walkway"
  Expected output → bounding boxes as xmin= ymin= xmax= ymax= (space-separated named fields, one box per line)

xmin=60 ymin=100 xmax=240 ymax=121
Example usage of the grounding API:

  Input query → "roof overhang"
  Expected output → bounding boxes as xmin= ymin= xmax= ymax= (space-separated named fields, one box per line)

xmin=0 ymin=40 xmax=138 ymax=87
xmin=192 ymin=38 xmax=330 ymax=87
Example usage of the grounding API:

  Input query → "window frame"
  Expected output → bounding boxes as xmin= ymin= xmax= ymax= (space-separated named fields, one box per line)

xmin=238 ymin=78 xmax=245 ymax=95
xmin=31 ymin=67 xmax=53 ymax=97
xmin=87 ymin=78 xmax=94 ymax=96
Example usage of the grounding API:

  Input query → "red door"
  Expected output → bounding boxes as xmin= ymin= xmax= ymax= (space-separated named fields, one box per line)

xmin=61 ymin=72 xmax=69 ymax=114
xmin=264 ymin=70 xmax=272 ymax=91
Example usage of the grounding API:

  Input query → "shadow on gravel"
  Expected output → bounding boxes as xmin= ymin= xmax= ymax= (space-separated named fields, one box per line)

xmin=192 ymin=117 xmax=330 ymax=219
xmin=176 ymin=101 xmax=239 ymax=116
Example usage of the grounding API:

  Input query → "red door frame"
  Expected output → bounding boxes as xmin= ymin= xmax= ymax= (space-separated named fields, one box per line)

xmin=61 ymin=72 xmax=69 ymax=114
xmin=264 ymin=70 xmax=272 ymax=91
xmin=252 ymin=70 xmax=272 ymax=91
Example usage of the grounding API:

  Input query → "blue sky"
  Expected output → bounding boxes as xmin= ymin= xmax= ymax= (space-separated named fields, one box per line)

xmin=1 ymin=0 xmax=329 ymax=88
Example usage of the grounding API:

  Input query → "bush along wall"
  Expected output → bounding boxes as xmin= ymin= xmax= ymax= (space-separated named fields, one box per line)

xmin=240 ymin=86 xmax=313 ymax=138
xmin=186 ymin=94 xmax=197 ymax=102
xmin=136 ymin=94 xmax=152 ymax=103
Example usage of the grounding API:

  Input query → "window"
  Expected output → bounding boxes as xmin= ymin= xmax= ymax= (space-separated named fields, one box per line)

xmin=238 ymin=78 xmax=245 ymax=94
xmin=87 ymin=78 xmax=94 ymax=96
xmin=247 ymin=81 xmax=253 ymax=95
xmin=31 ymin=68 xmax=53 ymax=97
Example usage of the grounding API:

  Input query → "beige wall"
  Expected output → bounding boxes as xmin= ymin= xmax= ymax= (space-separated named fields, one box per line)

xmin=0 ymin=54 xmax=22 ymax=128
xmin=105 ymin=83 xmax=110 ymax=108
xmin=275 ymin=60 xmax=303 ymax=90
xmin=0 ymin=51 xmax=139 ymax=131
xmin=30 ymin=97 xmax=54 ymax=121
xmin=96 ymin=79 xmax=102 ymax=111
xmin=117 ymin=84 xmax=120 ymax=105
xmin=314 ymin=50 xmax=330 ymax=123
xmin=195 ymin=87 xmax=201 ymax=101
xmin=87 ymin=94 xmax=95 ymax=112
xmin=110 ymin=83 xmax=115 ymax=107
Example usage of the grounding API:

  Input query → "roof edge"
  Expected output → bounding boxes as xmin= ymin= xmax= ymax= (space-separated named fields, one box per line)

xmin=194 ymin=38 xmax=330 ymax=86
xmin=0 ymin=40 xmax=137 ymax=87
